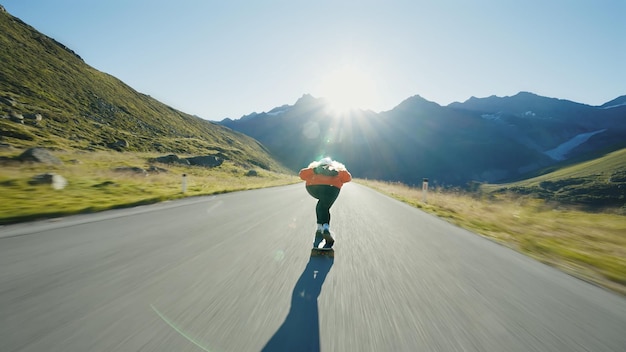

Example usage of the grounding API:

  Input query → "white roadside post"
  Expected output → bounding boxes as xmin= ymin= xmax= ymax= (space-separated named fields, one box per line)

xmin=422 ymin=178 xmax=429 ymax=203
xmin=182 ymin=173 xmax=187 ymax=193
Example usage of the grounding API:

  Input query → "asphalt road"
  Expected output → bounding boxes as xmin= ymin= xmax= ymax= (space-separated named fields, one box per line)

xmin=1 ymin=183 xmax=625 ymax=352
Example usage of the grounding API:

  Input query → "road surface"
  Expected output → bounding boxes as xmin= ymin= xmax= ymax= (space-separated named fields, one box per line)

xmin=1 ymin=183 xmax=625 ymax=351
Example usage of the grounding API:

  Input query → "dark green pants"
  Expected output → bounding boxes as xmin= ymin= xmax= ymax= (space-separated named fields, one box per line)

xmin=306 ymin=185 xmax=340 ymax=225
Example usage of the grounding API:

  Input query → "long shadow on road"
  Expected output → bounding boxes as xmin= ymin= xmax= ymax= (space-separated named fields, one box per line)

xmin=262 ymin=255 xmax=334 ymax=352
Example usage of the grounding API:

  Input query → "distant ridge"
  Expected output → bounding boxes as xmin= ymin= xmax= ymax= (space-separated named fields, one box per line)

xmin=600 ymin=95 xmax=626 ymax=109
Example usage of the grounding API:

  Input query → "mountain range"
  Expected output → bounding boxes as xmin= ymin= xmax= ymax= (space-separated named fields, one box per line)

xmin=220 ymin=92 xmax=626 ymax=186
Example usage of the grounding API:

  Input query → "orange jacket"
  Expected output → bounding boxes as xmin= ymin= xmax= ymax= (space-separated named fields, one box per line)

xmin=299 ymin=167 xmax=352 ymax=189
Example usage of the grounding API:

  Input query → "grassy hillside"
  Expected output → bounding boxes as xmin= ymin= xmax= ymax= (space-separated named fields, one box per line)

xmin=0 ymin=148 xmax=299 ymax=225
xmin=0 ymin=8 xmax=286 ymax=172
xmin=482 ymin=148 xmax=626 ymax=208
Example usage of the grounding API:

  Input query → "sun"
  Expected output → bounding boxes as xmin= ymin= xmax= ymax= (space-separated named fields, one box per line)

xmin=316 ymin=65 xmax=380 ymax=114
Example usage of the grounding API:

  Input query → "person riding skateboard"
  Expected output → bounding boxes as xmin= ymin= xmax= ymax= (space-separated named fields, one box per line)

xmin=299 ymin=157 xmax=352 ymax=248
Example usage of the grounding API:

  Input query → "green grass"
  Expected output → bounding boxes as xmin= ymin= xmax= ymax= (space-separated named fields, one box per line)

xmin=0 ymin=149 xmax=299 ymax=224
xmin=358 ymin=179 xmax=626 ymax=296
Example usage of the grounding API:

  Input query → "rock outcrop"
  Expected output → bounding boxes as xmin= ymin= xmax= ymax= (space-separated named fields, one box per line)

xmin=17 ymin=147 xmax=63 ymax=165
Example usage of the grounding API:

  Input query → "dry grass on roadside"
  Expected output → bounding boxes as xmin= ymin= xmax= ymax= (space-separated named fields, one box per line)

xmin=358 ymin=179 xmax=626 ymax=296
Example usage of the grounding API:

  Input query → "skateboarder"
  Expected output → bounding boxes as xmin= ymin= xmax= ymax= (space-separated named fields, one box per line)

xmin=299 ymin=157 xmax=352 ymax=247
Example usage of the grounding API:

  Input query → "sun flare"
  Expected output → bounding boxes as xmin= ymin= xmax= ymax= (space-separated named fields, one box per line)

xmin=316 ymin=65 xmax=379 ymax=114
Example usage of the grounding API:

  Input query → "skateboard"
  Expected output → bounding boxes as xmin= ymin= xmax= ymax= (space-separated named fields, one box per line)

xmin=311 ymin=246 xmax=334 ymax=257
xmin=311 ymin=232 xmax=335 ymax=257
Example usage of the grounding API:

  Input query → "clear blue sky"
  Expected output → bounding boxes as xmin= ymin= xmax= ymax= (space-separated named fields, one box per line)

xmin=2 ymin=0 xmax=625 ymax=120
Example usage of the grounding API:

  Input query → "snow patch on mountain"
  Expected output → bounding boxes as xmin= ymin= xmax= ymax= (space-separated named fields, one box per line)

xmin=544 ymin=129 xmax=607 ymax=160
xmin=481 ymin=112 xmax=501 ymax=120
